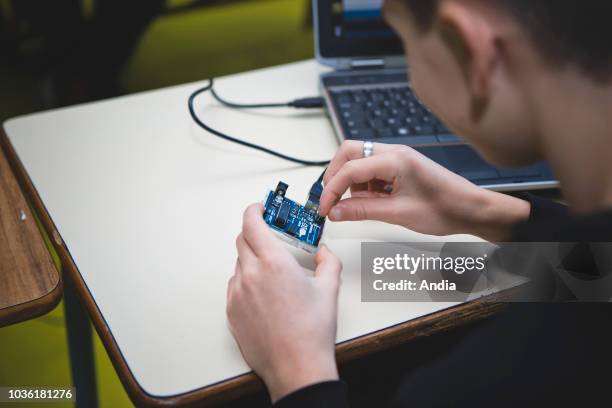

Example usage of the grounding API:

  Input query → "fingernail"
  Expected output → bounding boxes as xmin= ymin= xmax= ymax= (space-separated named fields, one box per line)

xmin=330 ymin=207 xmax=342 ymax=221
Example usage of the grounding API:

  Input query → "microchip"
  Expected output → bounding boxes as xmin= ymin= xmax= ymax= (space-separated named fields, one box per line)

xmin=263 ymin=181 xmax=326 ymax=253
xmin=274 ymin=201 xmax=290 ymax=228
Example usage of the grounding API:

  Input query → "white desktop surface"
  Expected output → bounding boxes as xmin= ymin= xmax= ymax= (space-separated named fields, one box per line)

xmin=5 ymin=60 xmax=480 ymax=397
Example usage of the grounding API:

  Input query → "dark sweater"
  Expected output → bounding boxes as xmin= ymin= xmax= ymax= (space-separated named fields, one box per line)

xmin=274 ymin=194 xmax=612 ymax=408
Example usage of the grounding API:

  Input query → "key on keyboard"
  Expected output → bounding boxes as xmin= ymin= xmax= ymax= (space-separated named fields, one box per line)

xmin=329 ymin=86 xmax=462 ymax=147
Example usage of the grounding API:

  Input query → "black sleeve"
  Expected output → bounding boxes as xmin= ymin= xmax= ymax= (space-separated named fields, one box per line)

xmin=511 ymin=193 xmax=568 ymax=241
xmin=518 ymin=193 xmax=568 ymax=221
xmin=272 ymin=381 xmax=349 ymax=408
xmin=511 ymin=192 xmax=612 ymax=242
xmin=505 ymin=192 xmax=612 ymax=301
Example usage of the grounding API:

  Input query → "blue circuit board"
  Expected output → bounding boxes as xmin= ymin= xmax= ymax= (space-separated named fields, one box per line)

xmin=263 ymin=182 xmax=325 ymax=251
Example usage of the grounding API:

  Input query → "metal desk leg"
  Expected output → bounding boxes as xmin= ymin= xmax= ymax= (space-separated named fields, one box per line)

xmin=63 ymin=273 xmax=99 ymax=408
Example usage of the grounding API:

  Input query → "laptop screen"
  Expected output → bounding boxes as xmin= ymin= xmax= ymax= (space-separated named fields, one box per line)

xmin=316 ymin=0 xmax=403 ymax=60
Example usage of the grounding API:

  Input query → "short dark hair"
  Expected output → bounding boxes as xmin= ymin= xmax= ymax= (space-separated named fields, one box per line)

xmin=403 ymin=0 xmax=612 ymax=81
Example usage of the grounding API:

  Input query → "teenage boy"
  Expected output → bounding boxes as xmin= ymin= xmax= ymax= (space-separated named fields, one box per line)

xmin=227 ymin=1 xmax=612 ymax=406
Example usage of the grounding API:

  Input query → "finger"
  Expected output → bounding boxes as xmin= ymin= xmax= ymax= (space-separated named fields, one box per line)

xmin=227 ymin=275 xmax=234 ymax=300
xmin=320 ymin=153 xmax=399 ymax=216
xmin=235 ymin=233 xmax=256 ymax=266
xmin=328 ymin=196 xmax=400 ymax=222
xmin=234 ymin=258 xmax=243 ymax=279
xmin=242 ymin=203 xmax=282 ymax=256
xmin=227 ymin=264 xmax=241 ymax=301
xmin=323 ymin=141 xmax=363 ymax=186
xmin=324 ymin=141 xmax=399 ymax=186
xmin=314 ymin=245 xmax=342 ymax=291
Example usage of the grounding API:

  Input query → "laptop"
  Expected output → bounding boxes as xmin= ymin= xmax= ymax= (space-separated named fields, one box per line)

xmin=314 ymin=0 xmax=558 ymax=191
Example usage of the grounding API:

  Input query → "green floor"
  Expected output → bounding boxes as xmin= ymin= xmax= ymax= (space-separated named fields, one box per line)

xmin=0 ymin=1 xmax=313 ymax=406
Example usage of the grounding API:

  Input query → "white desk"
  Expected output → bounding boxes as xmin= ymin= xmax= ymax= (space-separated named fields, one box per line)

xmin=3 ymin=60 xmax=497 ymax=406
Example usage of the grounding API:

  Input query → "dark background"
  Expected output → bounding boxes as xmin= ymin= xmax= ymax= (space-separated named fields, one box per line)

xmin=0 ymin=0 xmax=314 ymax=121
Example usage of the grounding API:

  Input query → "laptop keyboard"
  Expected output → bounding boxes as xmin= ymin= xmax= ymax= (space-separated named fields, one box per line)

xmin=323 ymin=75 xmax=553 ymax=187
xmin=329 ymin=85 xmax=462 ymax=146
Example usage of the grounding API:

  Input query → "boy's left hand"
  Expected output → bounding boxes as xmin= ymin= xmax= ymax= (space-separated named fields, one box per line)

xmin=227 ymin=203 xmax=343 ymax=402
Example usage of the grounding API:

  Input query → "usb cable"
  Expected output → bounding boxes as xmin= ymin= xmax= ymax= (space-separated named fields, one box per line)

xmin=188 ymin=79 xmax=331 ymax=166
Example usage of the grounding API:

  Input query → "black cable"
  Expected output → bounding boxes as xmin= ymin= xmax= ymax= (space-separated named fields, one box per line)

xmin=188 ymin=78 xmax=330 ymax=166
xmin=317 ymin=167 xmax=326 ymax=183
xmin=210 ymin=86 xmax=289 ymax=109
xmin=211 ymin=85 xmax=325 ymax=109
xmin=307 ymin=169 xmax=326 ymax=209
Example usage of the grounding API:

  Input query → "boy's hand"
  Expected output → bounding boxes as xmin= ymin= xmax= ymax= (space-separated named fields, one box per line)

xmin=319 ymin=141 xmax=530 ymax=241
xmin=227 ymin=204 xmax=342 ymax=402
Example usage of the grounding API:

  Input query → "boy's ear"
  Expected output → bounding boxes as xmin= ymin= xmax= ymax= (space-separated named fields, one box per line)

xmin=437 ymin=0 xmax=498 ymax=114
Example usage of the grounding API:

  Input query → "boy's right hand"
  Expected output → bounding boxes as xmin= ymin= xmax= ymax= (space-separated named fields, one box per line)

xmin=319 ymin=141 xmax=530 ymax=241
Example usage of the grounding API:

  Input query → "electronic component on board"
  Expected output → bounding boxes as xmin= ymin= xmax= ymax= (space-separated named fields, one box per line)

xmin=274 ymin=201 xmax=290 ymax=228
xmin=263 ymin=181 xmax=326 ymax=253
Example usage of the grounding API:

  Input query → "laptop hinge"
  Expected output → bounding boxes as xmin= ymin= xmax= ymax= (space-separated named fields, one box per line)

xmin=350 ymin=59 xmax=386 ymax=69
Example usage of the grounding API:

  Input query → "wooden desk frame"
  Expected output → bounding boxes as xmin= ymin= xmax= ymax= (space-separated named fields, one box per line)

xmin=1 ymin=127 xmax=504 ymax=407
xmin=0 ymin=133 xmax=62 ymax=327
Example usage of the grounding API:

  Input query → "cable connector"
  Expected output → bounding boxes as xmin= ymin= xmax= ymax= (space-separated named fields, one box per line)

xmin=305 ymin=179 xmax=324 ymax=213
xmin=288 ymin=97 xmax=325 ymax=109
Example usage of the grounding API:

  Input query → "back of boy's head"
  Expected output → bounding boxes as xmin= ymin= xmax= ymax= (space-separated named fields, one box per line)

xmin=402 ymin=0 xmax=612 ymax=81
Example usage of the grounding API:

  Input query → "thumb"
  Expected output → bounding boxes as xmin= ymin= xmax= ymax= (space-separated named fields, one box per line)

xmin=328 ymin=197 xmax=397 ymax=223
xmin=314 ymin=245 xmax=342 ymax=290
